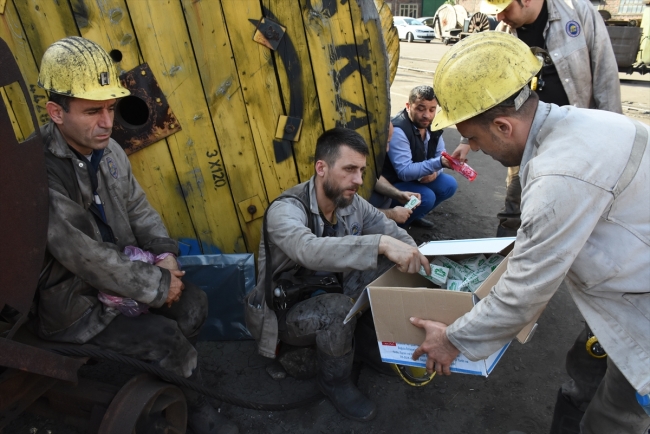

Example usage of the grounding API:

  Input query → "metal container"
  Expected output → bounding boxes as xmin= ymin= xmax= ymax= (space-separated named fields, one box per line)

xmin=606 ymin=25 xmax=643 ymax=67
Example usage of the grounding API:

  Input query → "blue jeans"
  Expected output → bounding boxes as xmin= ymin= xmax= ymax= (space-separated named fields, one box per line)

xmin=392 ymin=173 xmax=457 ymax=226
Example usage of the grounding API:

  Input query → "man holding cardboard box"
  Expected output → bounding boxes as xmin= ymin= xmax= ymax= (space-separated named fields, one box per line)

xmin=245 ymin=127 xmax=429 ymax=422
xmin=410 ymin=32 xmax=649 ymax=433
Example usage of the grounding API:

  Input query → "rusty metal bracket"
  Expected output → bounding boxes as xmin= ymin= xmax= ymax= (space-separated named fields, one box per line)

xmin=275 ymin=115 xmax=303 ymax=142
xmin=111 ymin=63 xmax=181 ymax=155
xmin=0 ymin=338 xmax=85 ymax=383
xmin=253 ymin=17 xmax=286 ymax=51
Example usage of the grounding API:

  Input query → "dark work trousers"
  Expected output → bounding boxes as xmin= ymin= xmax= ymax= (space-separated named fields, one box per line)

xmin=279 ymin=293 xmax=356 ymax=357
xmin=89 ymin=282 xmax=208 ymax=378
xmin=581 ymin=359 xmax=650 ymax=434
xmin=278 ymin=256 xmax=395 ymax=358
xmin=551 ymin=325 xmax=649 ymax=433
xmin=496 ymin=166 xmax=522 ymax=237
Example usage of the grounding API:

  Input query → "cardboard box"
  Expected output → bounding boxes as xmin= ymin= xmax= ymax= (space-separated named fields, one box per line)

xmin=345 ymin=237 xmax=542 ymax=377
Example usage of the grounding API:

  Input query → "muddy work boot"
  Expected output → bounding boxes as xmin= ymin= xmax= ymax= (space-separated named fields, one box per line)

xmin=184 ymin=368 xmax=238 ymax=434
xmin=317 ymin=349 xmax=377 ymax=422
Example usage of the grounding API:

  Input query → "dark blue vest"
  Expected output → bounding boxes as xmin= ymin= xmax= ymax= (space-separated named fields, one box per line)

xmin=382 ymin=108 xmax=443 ymax=184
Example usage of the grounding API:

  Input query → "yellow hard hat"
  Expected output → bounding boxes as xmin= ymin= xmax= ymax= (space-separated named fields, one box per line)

xmin=431 ymin=31 xmax=542 ymax=131
xmin=38 ymin=36 xmax=130 ymax=101
xmin=480 ymin=0 xmax=513 ymax=15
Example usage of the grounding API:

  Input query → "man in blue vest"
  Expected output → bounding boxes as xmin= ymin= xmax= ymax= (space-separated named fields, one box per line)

xmin=382 ymin=86 xmax=457 ymax=228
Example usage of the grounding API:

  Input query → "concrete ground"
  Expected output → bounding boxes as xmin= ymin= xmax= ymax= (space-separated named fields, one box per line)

xmin=6 ymin=40 xmax=647 ymax=434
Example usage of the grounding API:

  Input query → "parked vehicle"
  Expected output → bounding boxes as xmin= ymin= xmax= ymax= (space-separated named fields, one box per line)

xmin=393 ymin=16 xmax=436 ymax=42
xmin=420 ymin=16 xmax=435 ymax=29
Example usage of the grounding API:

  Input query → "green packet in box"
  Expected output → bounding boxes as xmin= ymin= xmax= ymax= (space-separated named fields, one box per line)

xmin=418 ymin=264 xmax=449 ymax=286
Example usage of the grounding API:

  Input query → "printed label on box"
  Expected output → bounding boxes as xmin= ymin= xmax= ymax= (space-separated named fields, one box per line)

xmin=378 ymin=341 xmax=511 ymax=377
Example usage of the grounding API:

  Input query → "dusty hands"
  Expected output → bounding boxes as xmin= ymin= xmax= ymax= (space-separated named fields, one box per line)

xmin=398 ymin=191 xmax=421 ymax=206
xmin=379 ymin=236 xmax=430 ymax=274
xmin=388 ymin=206 xmax=413 ymax=224
xmin=451 ymin=143 xmax=470 ymax=163
xmin=419 ymin=172 xmax=438 ymax=184
xmin=156 ymin=255 xmax=179 ymax=271
xmin=410 ymin=318 xmax=460 ymax=375
xmin=165 ymin=269 xmax=185 ymax=307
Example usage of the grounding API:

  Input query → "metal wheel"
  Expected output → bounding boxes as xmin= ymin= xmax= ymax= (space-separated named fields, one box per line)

xmin=468 ymin=12 xmax=490 ymax=33
xmin=443 ymin=38 xmax=450 ymax=45
xmin=98 ymin=374 xmax=187 ymax=434
xmin=407 ymin=32 xmax=414 ymax=43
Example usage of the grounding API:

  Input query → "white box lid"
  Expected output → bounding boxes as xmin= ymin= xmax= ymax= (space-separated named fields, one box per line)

xmin=418 ymin=237 xmax=516 ymax=256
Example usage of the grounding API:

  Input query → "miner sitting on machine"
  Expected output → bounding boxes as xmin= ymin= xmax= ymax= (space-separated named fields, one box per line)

xmin=34 ymin=36 xmax=237 ymax=434
xmin=245 ymin=127 xmax=430 ymax=421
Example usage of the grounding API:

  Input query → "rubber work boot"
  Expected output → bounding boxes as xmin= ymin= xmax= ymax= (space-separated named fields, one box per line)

xmin=317 ymin=349 xmax=377 ymax=422
xmin=549 ymin=388 xmax=583 ymax=434
xmin=184 ymin=367 xmax=239 ymax=434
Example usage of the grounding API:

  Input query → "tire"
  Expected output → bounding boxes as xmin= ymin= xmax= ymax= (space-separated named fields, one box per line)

xmin=443 ymin=38 xmax=449 ymax=45
xmin=407 ymin=32 xmax=414 ymax=43
xmin=425 ymin=40 xmax=431 ymax=43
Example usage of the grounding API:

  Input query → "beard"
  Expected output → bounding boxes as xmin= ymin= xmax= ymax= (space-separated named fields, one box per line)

xmin=411 ymin=119 xmax=430 ymax=130
xmin=323 ymin=177 xmax=357 ymax=209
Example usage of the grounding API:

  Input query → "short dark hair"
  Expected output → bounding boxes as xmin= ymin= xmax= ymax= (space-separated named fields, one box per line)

xmin=315 ymin=127 xmax=369 ymax=167
xmin=49 ymin=92 xmax=72 ymax=112
xmin=472 ymin=87 xmax=539 ymax=126
xmin=409 ymin=85 xmax=436 ymax=104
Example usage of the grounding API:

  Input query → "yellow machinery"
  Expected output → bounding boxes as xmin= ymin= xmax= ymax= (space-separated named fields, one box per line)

xmin=0 ymin=0 xmax=394 ymax=256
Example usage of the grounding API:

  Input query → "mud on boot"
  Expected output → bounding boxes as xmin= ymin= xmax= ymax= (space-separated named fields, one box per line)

xmin=317 ymin=349 xmax=377 ymax=422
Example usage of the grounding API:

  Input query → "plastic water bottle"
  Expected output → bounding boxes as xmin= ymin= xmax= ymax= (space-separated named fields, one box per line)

xmin=441 ymin=151 xmax=477 ymax=182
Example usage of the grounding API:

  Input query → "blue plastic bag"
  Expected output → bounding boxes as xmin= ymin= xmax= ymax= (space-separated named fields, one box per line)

xmin=178 ymin=254 xmax=255 ymax=341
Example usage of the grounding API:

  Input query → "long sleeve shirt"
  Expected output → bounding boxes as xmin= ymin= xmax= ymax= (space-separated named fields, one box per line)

xmin=446 ymin=103 xmax=650 ymax=396
xmin=388 ymin=126 xmax=446 ymax=182
xmin=245 ymin=178 xmax=416 ymax=358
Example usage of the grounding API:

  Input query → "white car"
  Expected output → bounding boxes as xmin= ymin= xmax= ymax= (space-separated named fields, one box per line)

xmin=393 ymin=16 xmax=436 ymax=43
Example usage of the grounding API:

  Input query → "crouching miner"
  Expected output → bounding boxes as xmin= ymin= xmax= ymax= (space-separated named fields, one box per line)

xmin=36 ymin=37 xmax=237 ymax=434
xmin=246 ymin=128 xmax=429 ymax=421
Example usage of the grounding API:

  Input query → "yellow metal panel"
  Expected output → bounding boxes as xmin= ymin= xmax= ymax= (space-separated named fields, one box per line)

xmin=349 ymin=0 xmax=391 ymax=174
xmin=13 ymin=0 xmax=79 ymax=67
xmin=70 ymin=0 xmax=194 ymax=243
xmin=181 ymin=0 xmax=271 ymax=252
xmin=0 ymin=88 xmax=24 ymax=141
xmin=263 ymin=0 xmax=324 ymax=184
xmin=126 ymin=0 xmax=245 ymax=254
xmin=0 ymin=0 xmax=50 ymax=127
xmin=298 ymin=0 xmax=378 ymax=198
xmin=220 ymin=0 xmax=299 ymax=197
